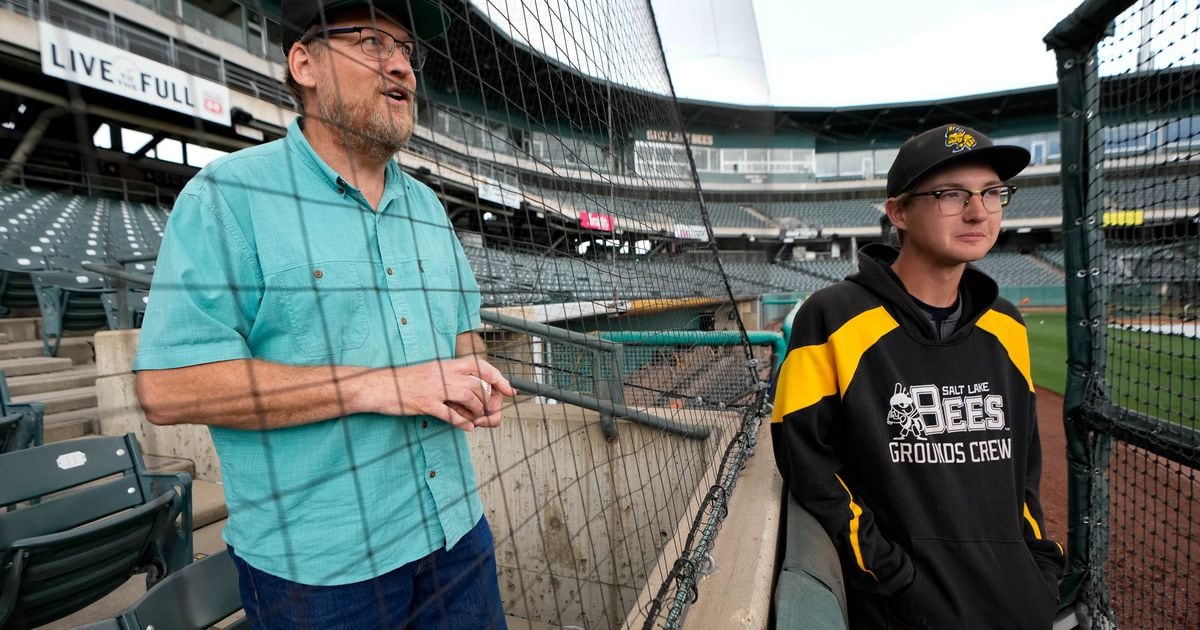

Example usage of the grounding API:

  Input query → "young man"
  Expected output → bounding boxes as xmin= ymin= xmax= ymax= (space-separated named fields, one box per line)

xmin=133 ymin=0 xmax=515 ymax=627
xmin=772 ymin=124 xmax=1064 ymax=629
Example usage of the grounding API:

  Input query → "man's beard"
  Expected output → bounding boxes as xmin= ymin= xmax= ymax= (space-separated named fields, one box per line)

xmin=315 ymin=89 xmax=413 ymax=163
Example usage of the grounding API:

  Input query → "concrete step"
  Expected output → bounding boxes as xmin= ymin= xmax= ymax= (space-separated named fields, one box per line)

xmin=192 ymin=480 xmax=228 ymax=529
xmin=0 ymin=356 xmax=74 ymax=377
xmin=0 ymin=333 xmax=9 ymax=344
xmin=13 ymin=385 xmax=96 ymax=415
xmin=0 ymin=337 xmax=93 ymax=365
xmin=5 ymin=365 xmax=97 ymax=397
xmin=143 ymin=453 xmax=196 ymax=478
xmin=44 ymin=407 xmax=100 ymax=442
xmin=0 ymin=318 xmax=38 ymax=343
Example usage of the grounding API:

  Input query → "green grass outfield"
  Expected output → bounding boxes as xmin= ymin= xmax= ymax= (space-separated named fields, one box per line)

xmin=1022 ymin=310 xmax=1199 ymax=428
xmin=1025 ymin=311 xmax=1070 ymax=396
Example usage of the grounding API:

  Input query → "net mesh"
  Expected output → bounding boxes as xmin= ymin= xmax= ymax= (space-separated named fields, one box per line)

xmin=0 ymin=0 xmax=772 ymax=628
xmin=418 ymin=7 xmax=774 ymax=620
xmin=1053 ymin=0 xmax=1200 ymax=626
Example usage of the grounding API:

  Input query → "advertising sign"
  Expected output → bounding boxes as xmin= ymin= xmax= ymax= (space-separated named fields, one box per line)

xmin=477 ymin=178 xmax=523 ymax=209
xmin=674 ymin=224 xmax=709 ymax=241
xmin=579 ymin=210 xmax=614 ymax=232
xmin=39 ymin=22 xmax=231 ymax=126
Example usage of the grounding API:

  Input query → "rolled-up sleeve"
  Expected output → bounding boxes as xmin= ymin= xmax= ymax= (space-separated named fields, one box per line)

xmin=133 ymin=186 xmax=263 ymax=371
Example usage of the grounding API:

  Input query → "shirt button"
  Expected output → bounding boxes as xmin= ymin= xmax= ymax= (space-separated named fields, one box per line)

xmin=386 ymin=267 xmax=394 ymax=275
xmin=421 ymin=420 xmax=428 ymax=428
xmin=313 ymin=270 xmax=323 ymax=279
xmin=401 ymin=317 xmax=408 ymax=325
xmin=429 ymin=470 xmax=437 ymax=479
xmin=337 ymin=187 xmax=345 ymax=195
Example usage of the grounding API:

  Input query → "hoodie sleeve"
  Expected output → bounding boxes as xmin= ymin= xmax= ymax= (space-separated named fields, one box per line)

xmin=1020 ymin=395 xmax=1067 ymax=594
xmin=771 ymin=298 xmax=915 ymax=596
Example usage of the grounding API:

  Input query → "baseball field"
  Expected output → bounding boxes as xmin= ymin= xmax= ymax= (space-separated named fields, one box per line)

xmin=1025 ymin=310 xmax=1199 ymax=427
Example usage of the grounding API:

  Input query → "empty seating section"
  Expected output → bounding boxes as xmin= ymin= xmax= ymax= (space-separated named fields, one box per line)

xmin=705 ymin=203 xmax=775 ymax=228
xmin=0 ymin=186 xmax=168 ymax=349
xmin=970 ymin=252 xmax=1064 ymax=286
xmin=0 ymin=185 xmax=168 ymax=267
xmin=0 ymin=180 xmax=1079 ymax=318
xmin=760 ymin=199 xmax=883 ymax=228
xmin=785 ymin=258 xmax=857 ymax=282
xmin=1009 ymin=185 xmax=1061 ymax=218
xmin=1105 ymin=176 xmax=1200 ymax=215
xmin=1038 ymin=246 xmax=1066 ymax=269
xmin=529 ymin=186 xmax=704 ymax=229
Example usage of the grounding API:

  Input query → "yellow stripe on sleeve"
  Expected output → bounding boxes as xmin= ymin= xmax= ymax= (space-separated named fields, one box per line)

xmin=835 ymin=474 xmax=878 ymax=581
xmin=772 ymin=306 xmax=899 ymax=423
xmin=976 ymin=309 xmax=1035 ymax=392
xmin=1023 ymin=502 xmax=1044 ymax=539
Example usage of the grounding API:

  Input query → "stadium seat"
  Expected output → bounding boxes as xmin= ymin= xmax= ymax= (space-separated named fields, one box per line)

xmin=76 ymin=550 xmax=248 ymax=630
xmin=0 ymin=255 xmax=46 ymax=317
xmin=0 ymin=433 xmax=193 ymax=628
xmin=0 ymin=373 xmax=43 ymax=454
xmin=30 ymin=270 xmax=110 ymax=356
xmin=101 ymin=290 xmax=151 ymax=330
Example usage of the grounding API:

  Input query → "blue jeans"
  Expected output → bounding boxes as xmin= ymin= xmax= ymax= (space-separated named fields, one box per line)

xmin=229 ymin=518 xmax=508 ymax=629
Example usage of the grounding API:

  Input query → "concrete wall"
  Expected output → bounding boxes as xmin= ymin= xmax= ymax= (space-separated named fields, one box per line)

xmin=476 ymin=403 xmax=730 ymax=629
xmin=95 ymin=330 xmax=734 ymax=629
xmin=95 ymin=330 xmax=223 ymax=482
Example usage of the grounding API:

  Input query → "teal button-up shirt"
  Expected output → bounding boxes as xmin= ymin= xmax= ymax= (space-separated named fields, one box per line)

xmin=134 ymin=119 xmax=484 ymax=585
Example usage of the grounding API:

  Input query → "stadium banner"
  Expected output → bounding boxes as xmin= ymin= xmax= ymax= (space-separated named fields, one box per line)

xmin=477 ymin=177 xmax=523 ymax=209
xmin=579 ymin=210 xmax=614 ymax=232
xmin=37 ymin=22 xmax=231 ymax=126
xmin=674 ymin=224 xmax=709 ymax=241
xmin=644 ymin=129 xmax=715 ymax=146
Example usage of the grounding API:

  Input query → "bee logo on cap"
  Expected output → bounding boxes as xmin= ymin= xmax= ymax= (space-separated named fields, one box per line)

xmin=945 ymin=126 xmax=977 ymax=153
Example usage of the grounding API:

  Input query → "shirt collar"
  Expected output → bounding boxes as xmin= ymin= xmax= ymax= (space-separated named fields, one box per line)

xmin=285 ymin=118 xmax=408 ymax=211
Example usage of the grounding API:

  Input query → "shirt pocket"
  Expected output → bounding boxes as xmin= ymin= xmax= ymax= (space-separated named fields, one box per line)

xmin=419 ymin=258 xmax=460 ymax=335
xmin=275 ymin=262 xmax=370 ymax=358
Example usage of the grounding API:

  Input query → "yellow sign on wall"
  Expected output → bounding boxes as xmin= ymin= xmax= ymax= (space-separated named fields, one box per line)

xmin=1103 ymin=210 xmax=1145 ymax=227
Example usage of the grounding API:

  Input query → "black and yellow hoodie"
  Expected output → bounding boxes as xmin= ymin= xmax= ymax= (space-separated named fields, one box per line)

xmin=772 ymin=244 xmax=1065 ymax=629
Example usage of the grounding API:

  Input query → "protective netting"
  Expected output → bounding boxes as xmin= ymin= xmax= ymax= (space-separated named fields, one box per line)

xmin=413 ymin=4 xmax=774 ymax=625
xmin=0 ymin=0 xmax=773 ymax=628
xmin=1048 ymin=0 xmax=1200 ymax=626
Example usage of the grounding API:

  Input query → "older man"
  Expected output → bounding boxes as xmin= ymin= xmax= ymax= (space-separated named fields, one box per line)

xmin=134 ymin=0 xmax=514 ymax=627
xmin=773 ymin=125 xmax=1064 ymax=629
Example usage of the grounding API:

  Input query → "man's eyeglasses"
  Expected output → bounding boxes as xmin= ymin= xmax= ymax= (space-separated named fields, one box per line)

xmin=905 ymin=185 xmax=1017 ymax=216
xmin=312 ymin=26 xmax=427 ymax=71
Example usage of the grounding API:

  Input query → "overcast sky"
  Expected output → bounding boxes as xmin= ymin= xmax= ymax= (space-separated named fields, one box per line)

xmin=653 ymin=0 xmax=1084 ymax=107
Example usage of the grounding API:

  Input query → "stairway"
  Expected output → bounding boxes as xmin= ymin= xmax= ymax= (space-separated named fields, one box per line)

xmin=0 ymin=317 xmax=227 ymax=529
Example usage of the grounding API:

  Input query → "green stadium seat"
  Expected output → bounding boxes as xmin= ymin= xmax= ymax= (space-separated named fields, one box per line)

xmin=101 ymin=290 xmax=151 ymax=330
xmin=0 ymin=373 xmax=43 ymax=454
xmin=76 ymin=550 xmax=248 ymax=630
xmin=30 ymin=270 xmax=110 ymax=357
xmin=775 ymin=493 xmax=847 ymax=630
xmin=0 ymin=433 xmax=193 ymax=628
xmin=0 ymin=254 xmax=46 ymax=317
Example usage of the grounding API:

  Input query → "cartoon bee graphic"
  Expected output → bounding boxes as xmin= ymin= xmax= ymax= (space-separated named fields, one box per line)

xmin=945 ymin=126 xmax=977 ymax=153
xmin=886 ymin=383 xmax=928 ymax=441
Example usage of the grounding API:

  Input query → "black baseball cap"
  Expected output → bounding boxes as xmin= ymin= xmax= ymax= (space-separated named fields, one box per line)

xmin=281 ymin=0 xmax=450 ymax=55
xmin=886 ymin=124 xmax=1030 ymax=198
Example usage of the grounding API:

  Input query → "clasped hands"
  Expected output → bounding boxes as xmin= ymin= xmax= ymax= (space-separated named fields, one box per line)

xmin=358 ymin=357 xmax=516 ymax=431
